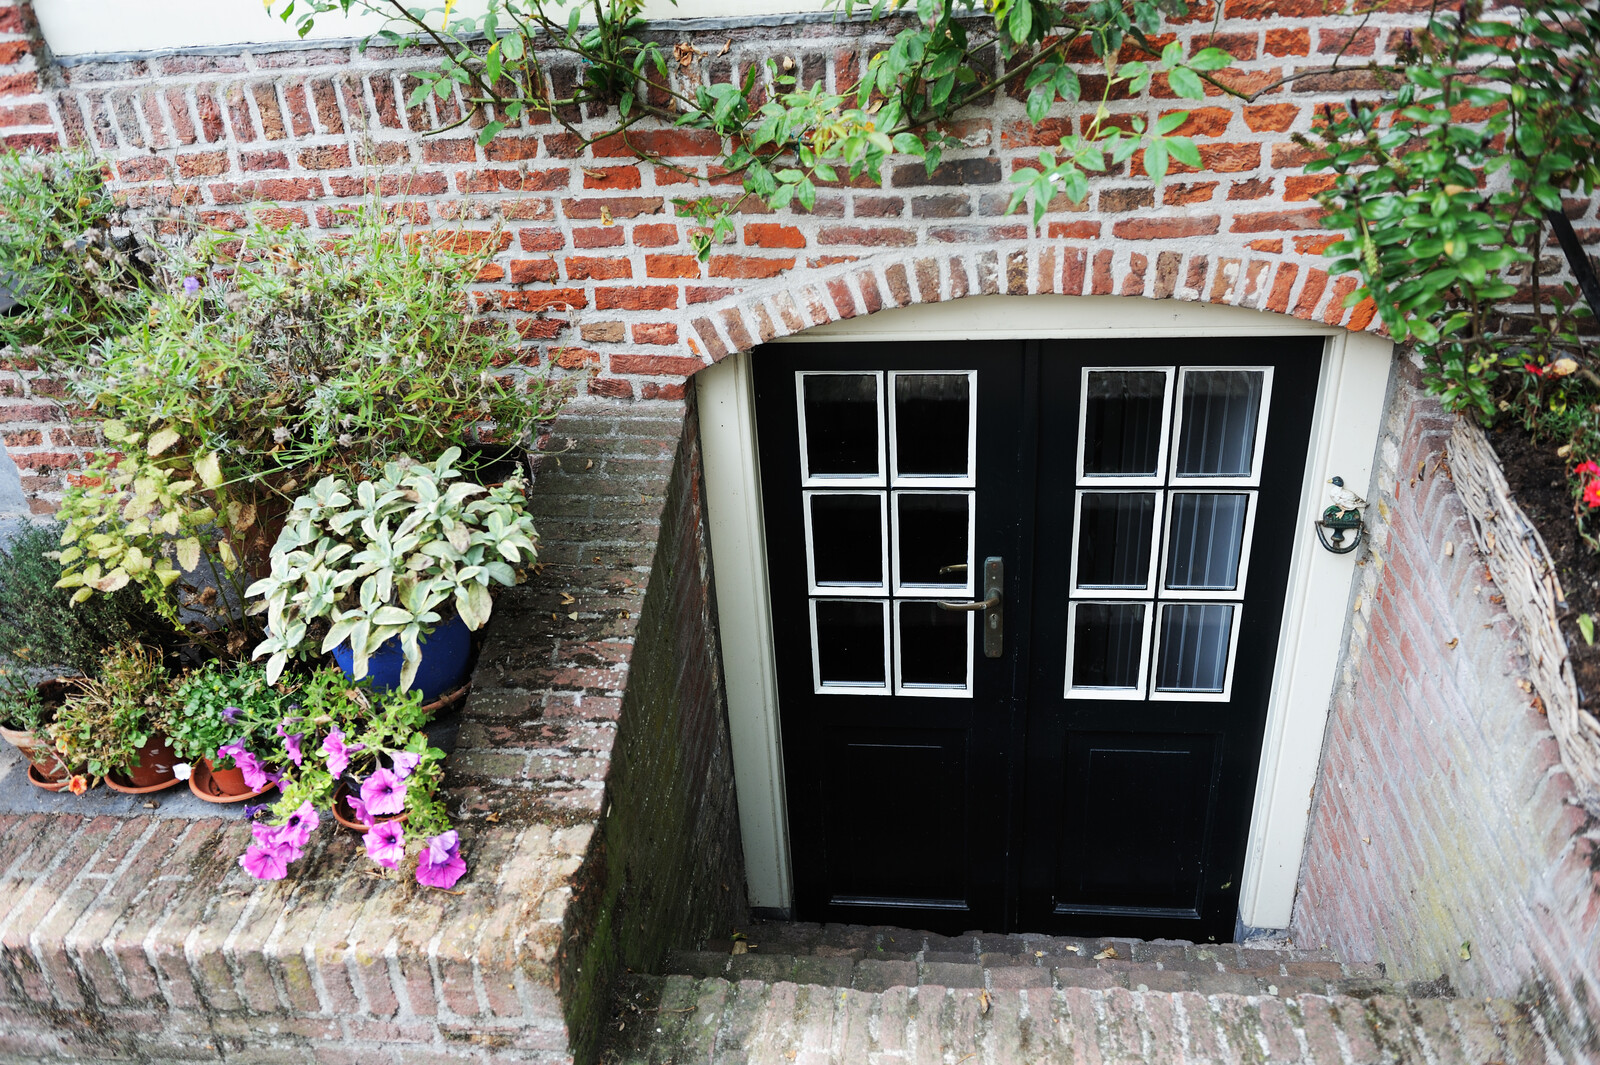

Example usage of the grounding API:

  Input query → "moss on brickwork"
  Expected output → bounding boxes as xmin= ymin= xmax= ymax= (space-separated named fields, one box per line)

xmin=559 ymin=388 xmax=747 ymax=1065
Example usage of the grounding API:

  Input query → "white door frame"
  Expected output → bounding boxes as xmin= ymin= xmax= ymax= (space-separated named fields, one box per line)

xmin=698 ymin=294 xmax=1393 ymax=929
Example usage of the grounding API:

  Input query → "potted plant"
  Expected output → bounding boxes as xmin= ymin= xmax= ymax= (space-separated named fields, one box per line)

xmin=246 ymin=448 xmax=539 ymax=702
xmin=238 ymin=667 xmax=465 ymax=888
xmin=0 ymin=671 xmax=86 ymax=790
xmin=51 ymin=642 xmax=180 ymax=793
xmin=166 ymin=660 xmax=285 ymax=801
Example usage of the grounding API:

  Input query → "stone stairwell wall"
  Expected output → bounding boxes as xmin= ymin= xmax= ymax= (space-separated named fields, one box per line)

xmin=1292 ymin=359 xmax=1600 ymax=1057
xmin=554 ymin=389 xmax=746 ymax=1065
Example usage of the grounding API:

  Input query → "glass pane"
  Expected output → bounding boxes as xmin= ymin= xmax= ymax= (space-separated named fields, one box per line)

xmin=1076 ymin=492 xmax=1157 ymax=589
xmin=1071 ymin=603 xmax=1146 ymax=689
xmin=1165 ymin=493 xmax=1249 ymax=591
xmin=896 ymin=493 xmax=969 ymax=588
xmin=1155 ymin=604 xmax=1234 ymax=692
xmin=894 ymin=373 xmax=971 ymax=477
xmin=803 ymin=373 xmax=880 ymax=477
xmin=898 ymin=602 xmax=968 ymax=687
xmin=809 ymin=493 xmax=884 ymax=587
xmin=815 ymin=600 xmax=887 ymax=686
xmin=1083 ymin=370 xmax=1167 ymax=477
xmin=1175 ymin=370 xmax=1264 ymax=478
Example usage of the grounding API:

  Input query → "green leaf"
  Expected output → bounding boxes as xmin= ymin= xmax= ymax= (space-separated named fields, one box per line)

xmin=1155 ymin=111 xmax=1188 ymax=136
xmin=1187 ymin=47 xmax=1234 ymax=71
xmin=1166 ymin=136 xmax=1201 ymax=169
xmin=476 ymin=119 xmax=506 ymax=147
xmin=1143 ymin=139 xmax=1170 ymax=185
xmin=1581 ymin=614 xmax=1596 ymax=646
xmin=1008 ymin=0 xmax=1032 ymax=42
xmin=1168 ymin=65 xmax=1206 ymax=100
xmin=501 ymin=32 xmax=524 ymax=60
xmin=194 ymin=451 xmax=223 ymax=489
xmin=147 ymin=427 xmax=180 ymax=456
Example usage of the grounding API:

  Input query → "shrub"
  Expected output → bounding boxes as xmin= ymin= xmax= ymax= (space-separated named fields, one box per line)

xmin=0 ymin=522 xmax=169 ymax=676
xmin=50 ymin=641 xmax=170 ymax=779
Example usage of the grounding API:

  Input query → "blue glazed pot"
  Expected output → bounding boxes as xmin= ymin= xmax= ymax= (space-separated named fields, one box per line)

xmin=331 ymin=612 xmax=472 ymax=704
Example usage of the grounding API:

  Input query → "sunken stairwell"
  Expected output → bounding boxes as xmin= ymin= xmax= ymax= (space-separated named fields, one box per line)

xmin=604 ymin=921 xmax=1559 ymax=1064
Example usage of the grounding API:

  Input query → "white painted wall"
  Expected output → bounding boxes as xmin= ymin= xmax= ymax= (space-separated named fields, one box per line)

xmin=34 ymin=0 xmax=832 ymax=57
xmin=702 ymin=294 xmax=1393 ymax=926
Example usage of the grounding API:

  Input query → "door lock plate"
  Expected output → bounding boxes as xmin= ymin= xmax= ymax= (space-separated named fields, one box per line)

xmin=982 ymin=556 xmax=1003 ymax=658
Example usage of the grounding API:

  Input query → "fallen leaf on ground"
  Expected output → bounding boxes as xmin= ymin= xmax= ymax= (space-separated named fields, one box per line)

xmin=1094 ymin=946 xmax=1118 ymax=960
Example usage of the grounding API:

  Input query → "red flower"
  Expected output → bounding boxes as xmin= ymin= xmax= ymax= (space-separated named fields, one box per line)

xmin=1577 ymin=461 xmax=1600 ymax=477
xmin=1526 ymin=362 xmax=1546 ymax=376
xmin=67 ymin=776 xmax=88 ymax=796
xmin=1584 ymin=479 xmax=1600 ymax=509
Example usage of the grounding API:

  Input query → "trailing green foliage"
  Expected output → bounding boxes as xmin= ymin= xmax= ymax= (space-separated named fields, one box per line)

xmin=0 ymin=522 xmax=168 ymax=676
xmin=265 ymin=0 xmax=1230 ymax=255
xmin=166 ymin=659 xmax=286 ymax=766
xmin=0 ymin=150 xmax=156 ymax=362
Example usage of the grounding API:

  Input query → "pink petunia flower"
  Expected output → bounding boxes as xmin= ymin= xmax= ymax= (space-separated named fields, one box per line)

xmin=240 ymin=844 xmax=288 ymax=880
xmin=415 ymin=830 xmax=467 ymax=889
xmin=345 ymin=792 xmax=375 ymax=827
xmin=364 ymin=820 xmax=405 ymax=870
xmin=322 ymin=727 xmax=363 ymax=777
xmin=360 ymin=768 xmax=407 ymax=817
xmin=390 ymin=751 xmax=422 ymax=780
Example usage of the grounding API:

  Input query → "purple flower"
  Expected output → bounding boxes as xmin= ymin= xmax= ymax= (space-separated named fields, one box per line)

xmin=283 ymin=733 xmax=303 ymax=766
xmin=280 ymin=801 xmax=320 ymax=842
xmin=243 ymin=803 xmax=268 ymax=819
xmin=252 ymin=820 xmax=302 ymax=862
xmin=221 ymin=705 xmax=241 ymax=723
xmin=390 ymin=751 xmax=422 ymax=780
xmin=322 ymin=727 xmax=363 ymax=777
xmin=183 ymin=275 xmax=201 ymax=295
xmin=240 ymin=844 xmax=288 ymax=880
xmin=345 ymin=792 xmax=375 ymax=827
xmin=235 ymin=749 xmax=278 ymax=792
xmin=415 ymin=830 xmax=466 ymax=890
xmin=364 ymin=820 xmax=405 ymax=870
xmin=360 ymin=768 xmax=407 ymax=817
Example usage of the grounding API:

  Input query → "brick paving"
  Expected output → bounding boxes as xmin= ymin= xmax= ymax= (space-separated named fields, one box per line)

xmin=605 ymin=922 xmax=1561 ymax=1064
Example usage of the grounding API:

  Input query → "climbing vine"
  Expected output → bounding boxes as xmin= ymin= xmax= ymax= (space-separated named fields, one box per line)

xmin=266 ymin=0 xmax=1237 ymax=254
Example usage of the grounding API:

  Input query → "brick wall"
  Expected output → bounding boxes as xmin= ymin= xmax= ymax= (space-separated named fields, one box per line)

xmin=1292 ymin=360 xmax=1600 ymax=1055
xmin=0 ymin=0 xmax=1467 ymax=513
xmin=556 ymin=389 xmax=745 ymax=1065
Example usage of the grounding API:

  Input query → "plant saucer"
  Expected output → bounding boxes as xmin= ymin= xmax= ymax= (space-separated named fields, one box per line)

xmin=26 ymin=763 xmax=71 ymax=791
xmin=105 ymin=772 xmax=184 ymax=795
xmin=188 ymin=760 xmax=277 ymax=805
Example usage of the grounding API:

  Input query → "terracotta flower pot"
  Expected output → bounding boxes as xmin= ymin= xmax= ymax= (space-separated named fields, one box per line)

xmin=188 ymin=757 xmax=275 ymax=804
xmin=331 ymin=783 xmax=408 ymax=835
xmin=107 ymin=731 xmax=181 ymax=792
xmin=0 ymin=722 xmax=68 ymax=782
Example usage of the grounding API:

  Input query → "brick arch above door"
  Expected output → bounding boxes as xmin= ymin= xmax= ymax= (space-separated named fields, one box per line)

xmin=680 ymin=244 xmax=1379 ymax=371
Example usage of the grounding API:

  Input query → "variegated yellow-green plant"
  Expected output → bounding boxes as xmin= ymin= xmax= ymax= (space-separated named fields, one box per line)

xmin=245 ymin=448 xmax=538 ymax=691
xmin=54 ymin=419 xmax=255 ymax=657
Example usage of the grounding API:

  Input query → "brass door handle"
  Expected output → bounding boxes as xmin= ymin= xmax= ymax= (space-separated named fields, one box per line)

xmin=936 ymin=592 xmax=1000 ymax=611
xmin=934 ymin=556 xmax=1004 ymax=658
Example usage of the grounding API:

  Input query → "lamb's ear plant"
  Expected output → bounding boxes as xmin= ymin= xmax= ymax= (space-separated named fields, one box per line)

xmin=247 ymin=448 xmax=539 ymax=690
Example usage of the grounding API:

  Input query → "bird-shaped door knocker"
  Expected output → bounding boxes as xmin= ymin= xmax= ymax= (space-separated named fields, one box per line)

xmin=1315 ymin=476 xmax=1367 ymax=554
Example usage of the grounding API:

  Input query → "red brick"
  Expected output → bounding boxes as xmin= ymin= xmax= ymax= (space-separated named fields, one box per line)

xmin=1265 ymin=262 xmax=1299 ymax=313
xmin=1164 ymin=182 xmax=1218 ymax=206
xmin=817 ymin=226 xmax=916 ymax=246
xmin=297 ymin=145 xmax=351 ymax=169
xmin=484 ymin=135 xmax=541 ymax=162
xmin=595 ymin=286 xmax=679 ymax=311
xmin=563 ymin=197 xmax=663 ymax=220
xmin=518 ymin=228 xmax=565 ymax=252
xmin=1285 ymin=174 xmax=1336 ymax=201
xmin=117 ymin=157 xmax=170 ymax=183
xmin=1264 ymin=27 xmax=1311 ymax=56
xmin=583 ymin=166 xmax=642 ymax=190
xmin=175 ymin=151 xmax=228 ymax=178
xmin=500 ymin=288 xmax=588 ymax=312
xmin=587 ymin=377 xmax=634 ymax=399
xmin=574 ymin=227 xmax=626 ymax=248
xmin=0 ymin=102 xmax=48 ymax=126
xmin=1294 ymin=267 xmax=1329 ymax=319
xmin=1294 ymin=234 xmax=1339 ymax=255
xmin=254 ymin=206 xmax=307 ymax=228
xmin=1244 ymin=104 xmax=1299 ymax=133
xmin=1047 ymin=221 xmax=1101 ymax=240
xmin=0 ymin=71 xmax=36 ymax=96
xmin=634 ymin=224 xmax=680 ymax=247
xmin=209 ymin=178 xmax=323 ymax=203
xmin=240 ymin=149 xmax=289 ymax=171
xmin=565 ymin=256 xmax=633 ymax=281
xmin=647 ymin=254 xmax=702 ymax=279
xmin=1194 ymin=33 xmax=1258 ymax=60
xmin=632 ymin=323 xmax=678 ymax=345
xmin=610 ymin=354 xmax=705 ymax=377
xmin=1091 ymin=248 xmax=1115 ymax=295
xmin=423 ymin=139 xmax=477 ymax=163
xmin=1319 ymin=26 xmax=1379 ymax=56
xmin=1162 ymin=107 xmax=1233 ymax=137
xmin=708 ymin=255 xmax=795 ymax=279
xmin=590 ymin=128 xmax=722 ymax=157
xmin=640 ymin=381 xmax=687 ymax=401
xmin=508 ymin=260 xmax=559 ymax=284
xmin=1230 ymin=207 xmax=1325 ymax=232
xmin=1112 ymin=216 xmax=1221 ymax=239
xmin=745 ymin=223 xmax=806 ymax=249
xmin=553 ymin=346 xmax=600 ymax=369
xmin=1246 ymin=238 xmax=1284 ymax=253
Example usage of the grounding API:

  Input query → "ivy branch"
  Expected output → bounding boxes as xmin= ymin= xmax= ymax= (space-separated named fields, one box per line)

xmin=266 ymin=0 xmax=1239 ymax=255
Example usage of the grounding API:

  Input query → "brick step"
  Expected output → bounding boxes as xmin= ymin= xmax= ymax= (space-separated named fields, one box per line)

xmin=659 ymin=919 xmax=1401 ymax=1000
xmin=605 ymin=974 xmax=1557 ymax=1065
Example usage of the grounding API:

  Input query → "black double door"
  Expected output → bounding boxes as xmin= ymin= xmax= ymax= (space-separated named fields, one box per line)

xmin=753 ymin=337 xmax=1321 ymax=941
